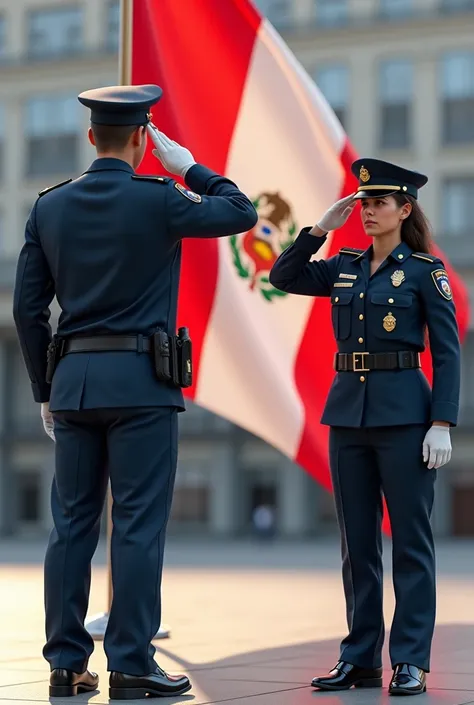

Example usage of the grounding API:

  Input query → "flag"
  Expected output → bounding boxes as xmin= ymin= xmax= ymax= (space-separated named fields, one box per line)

xmin=130 ymin=0 xmax=469 ymax=531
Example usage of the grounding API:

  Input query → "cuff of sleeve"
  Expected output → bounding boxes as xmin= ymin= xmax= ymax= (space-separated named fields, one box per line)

xmin=431 ymin=402 xmax=458 ymax=427
xmin=293 ymin=228 xmax=328 ymax=254
xmin=185 ymin=164 xmax=226 ymax=194
xmin=31 ymin=381 xmax=51 ymax=404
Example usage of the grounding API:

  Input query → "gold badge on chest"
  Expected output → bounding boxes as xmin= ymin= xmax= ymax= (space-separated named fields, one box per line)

xmin=383 ymin=312 xmax=396 ymax=332
xmin=391 ymin=270 xmax=405 ymax=287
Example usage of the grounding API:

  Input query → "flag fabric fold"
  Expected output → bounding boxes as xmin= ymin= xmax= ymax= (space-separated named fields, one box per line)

xmin=131 ymin=0 xmax=469 ymax=529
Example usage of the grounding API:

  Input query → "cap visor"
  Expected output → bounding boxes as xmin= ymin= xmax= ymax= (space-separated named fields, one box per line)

xmin=353 ymin=189 xmax=399 ymax=200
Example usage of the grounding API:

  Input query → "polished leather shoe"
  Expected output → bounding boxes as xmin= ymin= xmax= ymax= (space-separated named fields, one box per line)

xmin=389 ymin=664 xmax=426 ymax=696
xmin=49 ymin=669 xmax=99 ymax=697
xmin=311 ymin=661 xmax=383 ymax=690
xmin=109 ymin=668 xmax=191 ymax=699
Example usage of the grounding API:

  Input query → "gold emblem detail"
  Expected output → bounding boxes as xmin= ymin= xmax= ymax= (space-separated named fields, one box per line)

xmin=383 ymin=312 xmax=396 ymax=332
xmin=359 ymin=166 xmax=370 ymax=183
xmin=391 ymin=270 xmax=405 ymax=287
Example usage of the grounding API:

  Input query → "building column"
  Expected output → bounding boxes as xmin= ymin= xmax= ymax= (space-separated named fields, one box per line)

xmin=279 ymin=459 xmax=318 ymax=537
xmin=0 ymin=341 xmax=15 ymax=535
xmin=209 ymin=435 xmax=242 ymax=537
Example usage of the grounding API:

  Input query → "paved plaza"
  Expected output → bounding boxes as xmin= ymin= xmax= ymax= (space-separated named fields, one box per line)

xmin=1 ymin=537 xmax=473 ymax=704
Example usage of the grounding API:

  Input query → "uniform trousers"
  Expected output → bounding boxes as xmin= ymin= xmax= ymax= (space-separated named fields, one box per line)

xmin=329 ymin=424 xmax=436 ymax=673
xmin=42 ymin=406 xmax=178 ymax=676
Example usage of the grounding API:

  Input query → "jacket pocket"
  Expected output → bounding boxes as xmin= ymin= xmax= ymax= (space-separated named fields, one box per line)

xmin=370 ymin=292 xmax=413 ymax=340
xmin=331 ymin=292 xmax=354 ymax=341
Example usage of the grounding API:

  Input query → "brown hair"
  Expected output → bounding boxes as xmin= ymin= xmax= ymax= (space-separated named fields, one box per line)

xmin=393 ymin=193 xmax=433 ymax=254
xmin=91 ymin=124 xmax=140 ymax=152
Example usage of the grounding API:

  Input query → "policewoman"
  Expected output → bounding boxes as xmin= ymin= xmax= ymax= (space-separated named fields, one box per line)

xmin=269 ymin=159 xmax=460 ymax=697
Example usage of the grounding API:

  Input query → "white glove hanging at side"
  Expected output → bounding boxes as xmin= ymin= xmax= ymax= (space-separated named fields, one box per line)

xmin=41 ymin=402 xmax=55 ymax=442
xmin=316 ymin=194 xmax=357 ymax=233
xmin=147 ymin=124 xmax=196 ymax=178
xmin=422 ymin=425 xmax=451 ymax=469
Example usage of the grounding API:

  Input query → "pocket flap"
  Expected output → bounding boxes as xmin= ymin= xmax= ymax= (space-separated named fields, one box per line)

xmin=370 ymin=293 xmax=412 ymax=308
xmin=331 ymin=292 xmax=354 ymax=305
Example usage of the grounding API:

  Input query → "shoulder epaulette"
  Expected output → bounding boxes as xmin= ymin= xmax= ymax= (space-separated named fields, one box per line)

xmin=339 ymin=247 xmax=364 ymax=256
xmin=131 ymin=175 xmax=169 ymax=184
xmin=38 ymin=178 xmax=72 ymax=197
xmin=411 ymin=252 xmax=440 ymax=264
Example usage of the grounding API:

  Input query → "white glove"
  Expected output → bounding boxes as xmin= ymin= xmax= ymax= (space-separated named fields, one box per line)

xmin=316 ymin=193 xmax=357 ymax=233
xmin=147 ymin=124 xmax=196 ymax=178
xmin=41 ymin=402 xmax=55 ymax=442
xmin=422 ymin=425 xmax=451 ymax=469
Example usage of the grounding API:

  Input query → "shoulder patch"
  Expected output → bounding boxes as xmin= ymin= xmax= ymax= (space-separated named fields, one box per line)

xmin=38 ymin=178 xmax=72 ymax=197
xmin=174 ymin=182 xmax=202 ymax=203
xmin=431 ymin=268 xmax=452 ymax=301
xmin=339 ymin=247 xmax=364 ymax=256
xmin=411 ymin=252 xmax=440 ymax=264
xmin=131 ymin=175 xmax=169 ymax=184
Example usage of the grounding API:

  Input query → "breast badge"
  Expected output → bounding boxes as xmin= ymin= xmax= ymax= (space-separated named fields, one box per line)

xmin=383 ymin=312 xmax=396 ymax=332
xmin=391 ymin=270 xmax=405 ymax=287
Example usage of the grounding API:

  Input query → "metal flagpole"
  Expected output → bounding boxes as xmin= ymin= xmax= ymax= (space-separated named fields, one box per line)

xmin=85 ymin=0 xmax=169 ymax=640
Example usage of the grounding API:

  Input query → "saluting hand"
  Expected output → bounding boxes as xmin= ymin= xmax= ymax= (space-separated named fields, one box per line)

xmin=311 ymin=193 xmax=357 ymax=236
xmin=147 ymin=124 xmax=196 ymax=178
xmin=422 ymin=425 xmax=452 ymax=469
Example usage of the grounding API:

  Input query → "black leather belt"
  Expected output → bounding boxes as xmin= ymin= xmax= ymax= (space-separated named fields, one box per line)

xmin=335 ymin=351 xmax=421 ymax=372
xmin=62 ymin=335 xmax=152 ymax=355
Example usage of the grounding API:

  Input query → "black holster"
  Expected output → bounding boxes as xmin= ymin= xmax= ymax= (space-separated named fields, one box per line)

xmin=45 ymin=335 xmax=64 ymax=384
xmin=152 ymin=328 xmax=192 ymax=388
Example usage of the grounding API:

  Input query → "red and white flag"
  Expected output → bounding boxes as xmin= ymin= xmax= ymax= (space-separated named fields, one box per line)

xmin=131 ymin=0 xmax=469 ymax=524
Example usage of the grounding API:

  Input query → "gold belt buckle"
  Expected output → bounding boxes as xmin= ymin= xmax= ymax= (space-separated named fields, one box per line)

xmin=352 ymin=351 xmax=370 ymax=372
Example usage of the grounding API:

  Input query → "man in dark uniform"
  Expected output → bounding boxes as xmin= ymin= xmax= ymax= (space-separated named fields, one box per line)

xmin=12 ymin=84 xmax=257 ymax=699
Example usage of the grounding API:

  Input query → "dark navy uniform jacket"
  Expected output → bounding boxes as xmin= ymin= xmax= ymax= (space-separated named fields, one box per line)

xmin=13 ymin=158 xmax=258 ymax=412
xmin=269 ymin=229 xmax=460 ymax=428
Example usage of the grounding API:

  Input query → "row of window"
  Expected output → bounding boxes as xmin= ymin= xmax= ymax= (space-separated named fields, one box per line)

xmin=258 ymin=0 xmax=474 ymax=28
xmin=315 ymin=52 xmax=474 ymax=147
xmin=0 ymin=0 xmax=119 ymax=59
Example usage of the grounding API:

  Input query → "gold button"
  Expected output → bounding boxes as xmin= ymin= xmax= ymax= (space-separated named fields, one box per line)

xmin=359 ymin=292 xmax=364 ymax=299
xmin=402 ymin=186 xmax=407 ymax=192
xmin=359 ymin=314 xmax=364 ymax=320
xmin=358 ymin=337 xmax=364 ymax=343
xmin=388 ymin=298 xmax=394 ymax=304
xmin=360 ymin=376 xmax=366 ymax=382
xmin=335 ymin=296 xmax=339 ymax=303
xmin=398 ymin=254 xmax=403 ymax=260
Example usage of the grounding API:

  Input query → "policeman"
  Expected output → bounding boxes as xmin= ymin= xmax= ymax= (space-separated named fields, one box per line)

xmin=12 ymin=84 xmax=257 ymax=699
xmin=269 ymin=158 xmax=460 ymax=696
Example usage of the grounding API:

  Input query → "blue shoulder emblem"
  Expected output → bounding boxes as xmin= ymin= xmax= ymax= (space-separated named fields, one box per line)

xmin=174 ymin=182 xmax=202 ymax=203
xmin=431 ymin=268 xmax=452 ymax=301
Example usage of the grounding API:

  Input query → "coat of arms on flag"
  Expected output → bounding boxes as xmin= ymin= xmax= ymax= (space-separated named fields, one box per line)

xmin=230 ymin=192 xmax=297 ymax=300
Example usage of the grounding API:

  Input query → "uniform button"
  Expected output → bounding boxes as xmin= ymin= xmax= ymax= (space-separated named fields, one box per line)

xmin=359 ymin=292 xmax=364 ymax=299
xmin=388 ymin=298 xmax=394 ymax=304
xmin=335 ymin=296 xmax=339 ymax=303
xmin=358 ymin=337 xmax=364 ymax=343
xmin=360 ymin=376 xmax=366 ymax=382
xmin=398 ymin=254 xmax=403 ymax=260
xmin=359 ymin=314 xmax=364 ymax=320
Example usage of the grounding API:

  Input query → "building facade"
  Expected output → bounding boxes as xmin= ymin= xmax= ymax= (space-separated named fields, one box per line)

xmin=0 ymin=0 xmax=473 ymax=539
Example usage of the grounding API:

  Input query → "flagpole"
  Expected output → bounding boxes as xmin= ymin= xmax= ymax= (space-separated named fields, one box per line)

xmin=85 ymin=0 xmax=169 ymax=640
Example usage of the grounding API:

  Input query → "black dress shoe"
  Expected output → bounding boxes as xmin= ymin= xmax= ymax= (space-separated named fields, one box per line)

xmin=109 ymin=667 xmax=191 ymax=699
xmin=389 ymin=664 xmax=426 ymax=696
xmin=311 ymin=661 xmax=383 ymax=690
xmin=49 ymin=669 xmax=99 ymax=697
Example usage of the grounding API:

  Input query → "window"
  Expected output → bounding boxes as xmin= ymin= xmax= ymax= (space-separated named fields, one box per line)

xmin=255 ymin=0 xmax=293 ymax=28
xmin=315 ymin=0 xmax=348 ymax=27
xmin=315 ymin=65 xmax=349 ymax=128
xmin=107 ymin=0 xmax=120 ymax=51
xmin=379 ymin=59 xmax=413 ymax=148
xmin=442 ymin=177 xmax=474 ymax=236
xmin=28 ymin=7 xmax=83 ymax=59
xmin=440 ymin=0 xmax=474 ymax=14
xmin=0 ymin=15 xmax=6 ymax=58
xmin=441 ymin=52 xmax=474 ymax=144
xmin=379 ymin=0 xmax=414 ymax=19
xmin=24 ymin=94 xmax=81 ymax=177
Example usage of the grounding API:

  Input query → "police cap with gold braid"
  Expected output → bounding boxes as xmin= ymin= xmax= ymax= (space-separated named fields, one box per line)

xmin=78 ymin=84 xmax=163 ymax=126
xmin=351 ymin=158 xmax=428 ymax=200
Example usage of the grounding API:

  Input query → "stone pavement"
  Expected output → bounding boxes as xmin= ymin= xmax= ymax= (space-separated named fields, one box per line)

xmin=1 ymin=537 xmax=473 ymax=704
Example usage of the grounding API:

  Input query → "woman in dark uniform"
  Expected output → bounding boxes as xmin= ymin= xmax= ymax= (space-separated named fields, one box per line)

xmin=269 ymin=158 xmax=460 ymax=697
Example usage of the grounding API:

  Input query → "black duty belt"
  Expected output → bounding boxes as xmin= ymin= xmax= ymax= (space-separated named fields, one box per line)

xmin=62 ymin=335 xmax=152 ymax=355
xmin=335 ymin=351 xmax=421 ymax=373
